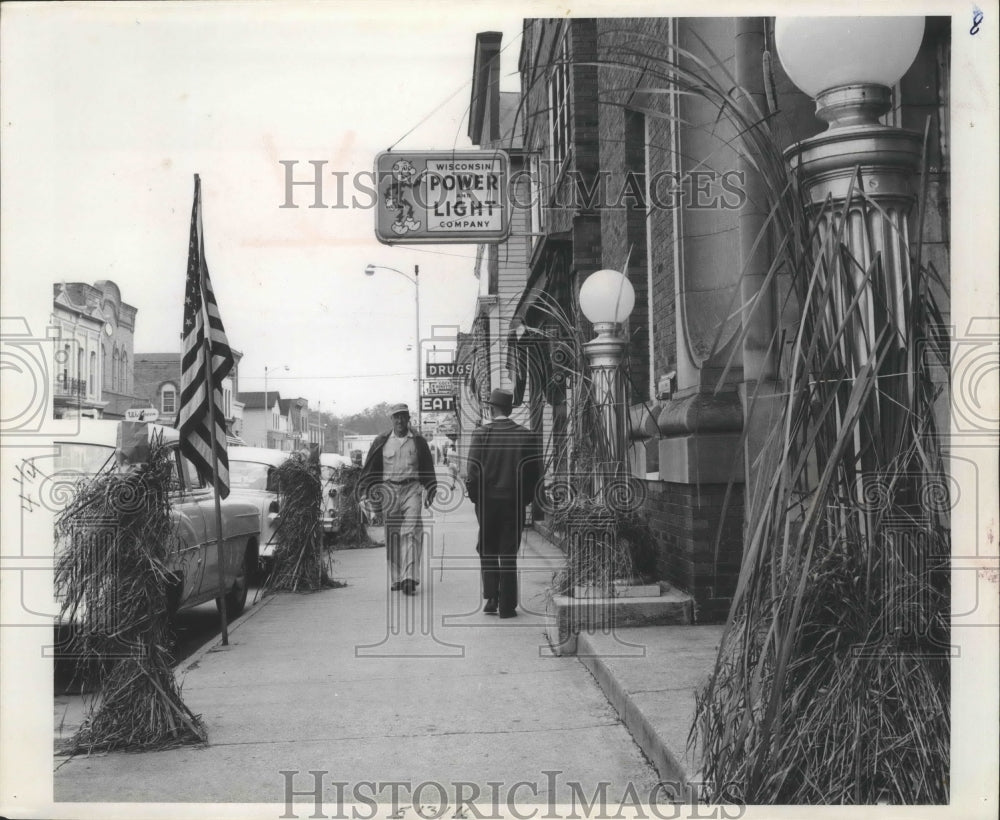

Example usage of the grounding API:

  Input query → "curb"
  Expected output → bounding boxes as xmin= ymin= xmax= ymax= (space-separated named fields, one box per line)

xmin=526 ymin=524 xmax=694 ymax=789
xmin=174 ymin=592 xmax=277 ymax=676
xmin=576 ymin=630 xmax=690 ymax=791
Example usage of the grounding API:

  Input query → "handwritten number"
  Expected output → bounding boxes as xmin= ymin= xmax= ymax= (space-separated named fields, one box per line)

xmin=971 ymin=7 xmax=983 ymax=35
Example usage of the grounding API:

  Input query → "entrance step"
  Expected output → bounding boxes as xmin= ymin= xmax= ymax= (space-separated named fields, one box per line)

xmin=545 ymin=586 xmax=693 ymax=656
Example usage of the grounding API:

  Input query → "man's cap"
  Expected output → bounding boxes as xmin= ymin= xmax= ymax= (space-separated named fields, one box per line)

xmin=389 ymin=403 xmax=410 ymax=417
xmin=487 ymin=389 xmax=513 ymax=411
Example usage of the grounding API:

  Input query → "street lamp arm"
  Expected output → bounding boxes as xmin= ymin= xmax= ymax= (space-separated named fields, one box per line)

xmin=364 ymin=263 xmax=417 ymax=287
xmin=365 ymin=263 xmax=421 ymax=430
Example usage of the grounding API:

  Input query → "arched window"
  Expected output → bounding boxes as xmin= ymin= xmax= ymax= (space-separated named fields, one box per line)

xmin=160 ymin=383 xmax=177 ymax=415
xmin=101 ymin=343 xmax=107 ymax=388
xmin=89 ymin=352 xmax=97 ymax=396
xmin=121 ymin=352 xmax=128 ymax=393
xmin=112 ymin=348 xmax=120 ymax=391
xmin=77 ymin=348 xmax=84 ymax=384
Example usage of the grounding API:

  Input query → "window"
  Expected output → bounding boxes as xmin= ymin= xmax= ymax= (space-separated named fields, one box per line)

xmin=180 ymin=454 xmax=204 ymax=490
xmin=548 ymin=36 xmax=570 ymax=170
xmin=120 ymin=352 xmax=128 ymax=392
xmin=62 ymin=343 xmax=70 ymax=386
xmin=89 ymin=352 xmax=97 ymax=396
xmin=230 ymin=460 xmax=271 ymax=491
xmin=160 ymin=383 xmax=177 ymax=414
xmin=529 ymin=153 xmax=545 ymax=243
xmin=112 ymin=348 xmax=120 ymax=391
xmin=168 ymin=449 xmax=183 ymax=491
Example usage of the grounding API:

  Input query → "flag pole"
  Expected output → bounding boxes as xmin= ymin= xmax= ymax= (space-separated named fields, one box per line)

xmin=202 ymin=334 xmax=230 ymax=646
xmin=194 ymin=175 xmax=230 ymax=647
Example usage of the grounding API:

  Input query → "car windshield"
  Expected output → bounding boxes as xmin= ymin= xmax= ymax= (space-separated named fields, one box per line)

xmin=229 ymin=460 xmax=274 ymax=491
xmin=30 ymin=443 xmax=116 ymax=478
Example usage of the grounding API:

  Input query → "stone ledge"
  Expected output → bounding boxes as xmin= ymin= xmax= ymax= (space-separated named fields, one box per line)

xmin=545 ymin=588 xmax=693 ymax=656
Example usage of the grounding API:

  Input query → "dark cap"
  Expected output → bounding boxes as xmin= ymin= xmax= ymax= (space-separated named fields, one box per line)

xmin=487 ymin=388 xmax=513 ymax=412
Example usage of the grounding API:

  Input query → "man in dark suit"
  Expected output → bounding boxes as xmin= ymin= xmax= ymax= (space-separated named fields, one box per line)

xmin=358 ymin=403 xmax=437 ymax=595
xmin=465 ymin=389 xmax=542 ymax=618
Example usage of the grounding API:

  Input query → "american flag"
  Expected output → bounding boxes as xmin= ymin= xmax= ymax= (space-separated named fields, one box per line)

xmin=179 ymin=175 xmax=235 ymax=498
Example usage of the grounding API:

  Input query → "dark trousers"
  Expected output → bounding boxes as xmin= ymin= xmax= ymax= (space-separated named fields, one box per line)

xmin=476 ymin=497 xmax=524 ymax=614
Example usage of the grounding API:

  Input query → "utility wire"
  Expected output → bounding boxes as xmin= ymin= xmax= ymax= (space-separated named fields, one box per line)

xmin=241 ymin=373 xmax=415 ymax=380
xmin=388 ymin=27 xmax=524 ymax=153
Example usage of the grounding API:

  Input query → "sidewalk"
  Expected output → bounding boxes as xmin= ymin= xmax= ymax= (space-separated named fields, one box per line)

xmin=521 ymin=528 xmax=725 ymax=785
xmin=54 ymin=488 xmax=668 ymax=808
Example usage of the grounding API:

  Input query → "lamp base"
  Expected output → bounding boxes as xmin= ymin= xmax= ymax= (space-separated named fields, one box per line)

xmin=814 ymin=83 xmax=892 ymax=129
xmin=784 ymin=123 xmax=922 ymax=207
xmin=583 ymin=324 xmax=627 ymax=370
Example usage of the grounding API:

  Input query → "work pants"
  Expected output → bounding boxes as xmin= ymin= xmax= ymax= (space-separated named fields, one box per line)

xmin=383 ymin=480 xmax=424 ymax=584
xmin=476 ymin=497 xmax=524 ymax=614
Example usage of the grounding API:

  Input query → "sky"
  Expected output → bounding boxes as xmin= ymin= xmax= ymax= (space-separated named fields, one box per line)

xmin=1 ymin=1 xmax=526 ymax=416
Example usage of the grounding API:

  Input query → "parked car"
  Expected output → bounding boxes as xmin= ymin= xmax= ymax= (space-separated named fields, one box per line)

xmin=320 ymin=453 xmax=352 ymax=538
xmin=227 ymin=446 xmax=292 ymax=576
xmin=27 ymin=420 xmax=260 ymax=637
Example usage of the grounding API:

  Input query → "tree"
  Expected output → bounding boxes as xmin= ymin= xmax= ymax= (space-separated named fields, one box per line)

xmin=337 ymin=403 xmax=395 ymax=435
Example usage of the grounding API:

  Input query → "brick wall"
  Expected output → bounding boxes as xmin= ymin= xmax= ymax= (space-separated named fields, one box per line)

xmin=594 ymin=19 xmax=676 ymax=398
xmin=133 ymin=356 xmax=180 ymax=424
xmin=641 ymin=479 xmax=744 ymax=624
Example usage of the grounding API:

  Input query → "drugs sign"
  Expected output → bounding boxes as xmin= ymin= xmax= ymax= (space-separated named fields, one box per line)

xmin=375 ymin=151 xmax=510 ymax=245
xmin=425 ymin=362 xmax=471 ymax=378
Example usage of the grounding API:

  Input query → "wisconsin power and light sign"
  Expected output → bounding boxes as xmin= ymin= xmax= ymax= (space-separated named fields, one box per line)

xmin=375 ymin=151 xmax=510 ymax=245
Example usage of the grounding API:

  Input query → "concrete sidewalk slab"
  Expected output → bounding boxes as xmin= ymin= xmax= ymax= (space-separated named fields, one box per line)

xmin=53 ymin=496 xmax=663 ymax=808
xmin=577 ymin=625 xmax=725 ymax=786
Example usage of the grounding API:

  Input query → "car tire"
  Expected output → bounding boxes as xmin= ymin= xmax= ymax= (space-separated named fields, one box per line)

xmin=218 ymin=543 xmax=251 ymax=619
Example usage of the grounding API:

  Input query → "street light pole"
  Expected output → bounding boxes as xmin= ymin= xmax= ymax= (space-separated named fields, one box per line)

xmin=578 ymin=269 xmax=636 ymax=491
xmin=414 ymin=264 xmax=421 ymax=431
xmin=364 ymin=263 xmax=421 ymax=431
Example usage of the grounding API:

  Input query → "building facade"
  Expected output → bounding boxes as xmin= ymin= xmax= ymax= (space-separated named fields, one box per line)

xmin=238 ymin=390 xmax=299 ymax=450
xmin=461 ymin=17 xmax=951 ymax=622
xmin=455 ymin=33 xmax=537 ymax=471
xmin=134 ymin=349 xmax=243 ymax=436
xmin=51 ymin=280 xmax=139 ymax=420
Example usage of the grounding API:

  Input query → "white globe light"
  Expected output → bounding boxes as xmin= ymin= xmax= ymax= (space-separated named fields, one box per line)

xmin=579 ymin=269 xmax=635 ymax=325
xmin=775 ymin=16 xmax=924 ymax=98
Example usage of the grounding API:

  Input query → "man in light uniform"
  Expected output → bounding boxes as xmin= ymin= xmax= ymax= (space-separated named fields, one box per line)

xmin=359 ymin=404 xmax=437 ymax=595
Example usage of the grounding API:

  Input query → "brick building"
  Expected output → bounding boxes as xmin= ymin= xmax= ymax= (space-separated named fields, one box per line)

xmin=455 ymin=32 xmax=535 ymax=467
xmin=460 ymin=17 xmax=950 ymax=622
xmin=134 ymin=349 xmax=243 ymax=437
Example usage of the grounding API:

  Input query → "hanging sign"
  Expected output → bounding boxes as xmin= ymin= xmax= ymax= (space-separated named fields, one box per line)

xmin=425 ymin=362 xmax=472 ymax=378
xmin=375 ymin=151 xmax=510 ymax=245
xmin=423 ymin=379 xmax=457 ymax=396
xmin=420 ymin=395 xmax=457 ymax=413
xmin=125 ymin=407 xmax=159 ymax=422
